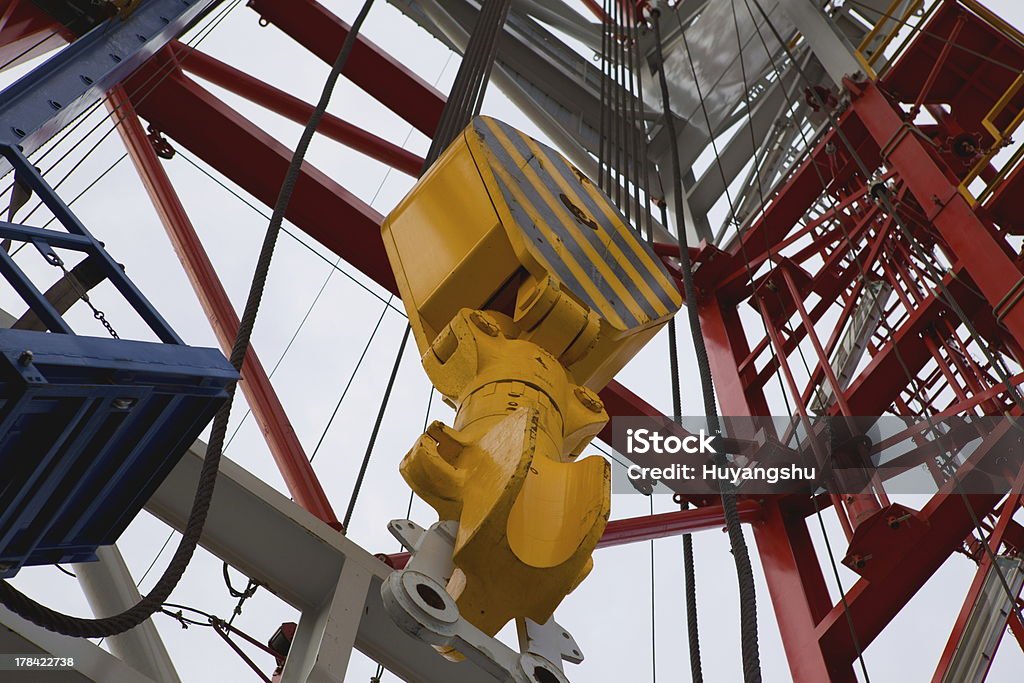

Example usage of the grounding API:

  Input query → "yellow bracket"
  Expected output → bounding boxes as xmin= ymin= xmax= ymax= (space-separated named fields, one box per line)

xmin=401 ymin=308 xmax=610 ymax=637
xmin=957 ymin=5 xmax=1024 ymax=205
xmin=856 ymin=0 xmax=923 ymax=74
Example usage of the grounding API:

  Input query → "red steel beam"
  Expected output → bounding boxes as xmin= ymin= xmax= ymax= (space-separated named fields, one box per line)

xmin=384 ymin=499 xmax=764 ymax=569
xmin=849 ymin=79 xmax=1024 ymax=351
xmin=1009 ymin=612 xmax=1024 ymax=654
xmin=177 ymin=44 xmax=423 ymax=177
xmin=124 ymin=52 xmax=396 ymax=294
xmin=699 ymin=292 xmax=845 ymax=682
xmin=597 ymin=498 xmax=763 ymax=547
xmin=0 ymin=0 xmax=65 ymax=69
xmin=814 ymin=417 xmax=1016 ymax=667
xmin=579 ymin=0 xmax=610 ymax=23
xmin=108 ymin=84 xmax=342 ymax=530
xmin=247 ymin=0 xmax=445 ymax=137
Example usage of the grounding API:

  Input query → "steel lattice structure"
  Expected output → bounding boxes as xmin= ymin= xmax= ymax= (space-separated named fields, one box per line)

xmin=2 ymin=0 xmax=1024 ymax=681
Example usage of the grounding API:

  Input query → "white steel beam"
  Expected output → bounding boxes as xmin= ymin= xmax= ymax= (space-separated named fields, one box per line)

xmin=776 ymin=0 xmax=867 ymax=85
xmin=71 ymin=546 xmax=181 ymax=683
xmin=144 ymin=444 xmax=499 ymax=683
xmin=0 ymin=606 xmax=156 ymax=683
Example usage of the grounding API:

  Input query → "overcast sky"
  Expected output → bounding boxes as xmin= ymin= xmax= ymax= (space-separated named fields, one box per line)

xmin=4 ymin=0 xmax=1024 ymax=681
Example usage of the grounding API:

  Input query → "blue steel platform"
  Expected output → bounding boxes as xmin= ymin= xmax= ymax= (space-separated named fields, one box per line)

xmin=0 ymin=138 xmax=237 ymax=576
xmin=0 ymin=329 xmax=236 ymax=577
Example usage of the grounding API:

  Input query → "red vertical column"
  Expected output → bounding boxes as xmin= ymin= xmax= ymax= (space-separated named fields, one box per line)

xmin=850 ymin=80 xmax=1024 ymax=352
xmin=107 ymin=84 xmax=342 ymax=531
xmin=700 ymin=295 xmax=852 ymax=682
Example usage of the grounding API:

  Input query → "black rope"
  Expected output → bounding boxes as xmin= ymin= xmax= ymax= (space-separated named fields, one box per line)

xmin=651 ymin=10 xmax=761 ymax=682
xmin=0 ymin=0 xmax=378 ymax=637
xmin=665 ymin=254 xmax=703 ymax=683
xmin=342 ymin=325 xmax=410 ymax=530
xmin=649 ymin=495 xmax=658 ymax=683
xmin=627 ymin=9 xmax=649 ymax=239
xmin=425 ymin=0 xmax=510 ymax=164
xmin=311 ymin=295 xmax=395 ymax=465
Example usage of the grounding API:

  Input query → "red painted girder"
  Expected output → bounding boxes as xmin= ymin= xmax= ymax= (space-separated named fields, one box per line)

xmin=580 ymin=0 xmax=610 ymax=23
xmin=124 ymin=52 xmax=396 ymax=294
xmin=931 ymin=480 xmax=1024 ymax=682
xmin=700 ymin=294 xmax=771 ymax=415
xmin=830 ymin=267 xmax=983 ymax=415
xmin=756 ymin=498 xmax=852 ymax=682
xmin=247 ymin=0 xmax=445 ymax=137
xmin=384 ymin=499 xmax=764 ymax=569
xmin=177 ymin=44 xmax=424 ymax=177
xmin=701 ymin=117 xmax=881 ymax=303
xmin=849 ymin=79 xmax=1024 ymax=350
xmin=108 ymin=85 xmax=342 ymax=530
xmin=814 ymin=419 xmax=1015 ymax=667
xmin=698 ymin=291 xmax=847 ymax=682
xmin=1009 ymin=612 xmax=1024 ymax=654
xmin=0 ymin=0 xmax=65 ymax=70
xmin=598 ymin=499 xmax=763 ymax=547
xmin=596 ymin=379 xmax=660 ymax=445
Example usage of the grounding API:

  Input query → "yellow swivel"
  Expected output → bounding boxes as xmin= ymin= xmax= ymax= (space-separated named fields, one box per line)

xmin=381 ymin=116 xmax=681 ymax=639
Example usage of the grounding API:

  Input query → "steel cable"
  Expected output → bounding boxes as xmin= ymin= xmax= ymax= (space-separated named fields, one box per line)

xmin=665 ymin=293 xmax=704 ymax=683
xmin=651 ymin=9 xmax=762 ymax=682
xmin=341 ymin=0 xmax=509 ymax=531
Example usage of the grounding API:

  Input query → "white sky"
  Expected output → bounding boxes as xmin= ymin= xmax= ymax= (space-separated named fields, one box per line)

xmin=4 ymin=0 xmax=1024 ymax=681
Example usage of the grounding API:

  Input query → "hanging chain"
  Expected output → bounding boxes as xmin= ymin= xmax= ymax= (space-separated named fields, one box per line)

xmin=46 ymin=253 xmax=120 ymax=339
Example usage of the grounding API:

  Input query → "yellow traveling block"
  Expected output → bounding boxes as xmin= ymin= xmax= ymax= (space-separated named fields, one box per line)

xmin=381 ymin=116 xmax=681 ymax=640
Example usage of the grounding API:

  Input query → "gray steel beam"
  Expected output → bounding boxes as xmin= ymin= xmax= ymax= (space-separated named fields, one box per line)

xmin=71 ymin=547 xmax=180 ymax=683
xmin=776 ymin=0 xmax=866 ymax=86
xmin=280 ymin=558 xmax=373 ymax=683
xmin=388 ymin=0 xmax=651 ymax=166
xmin=0 ymin=606 xmax=155 ymax=683
xmin=686 ymin=75 xmax=791 ymax=217
xmin=144 ymin=445 xmax=498 ymax=683
xmin=403 ymin=0 xmax=599 ymax=178
xmin=512 ymin=0 xmax=602 ymax=52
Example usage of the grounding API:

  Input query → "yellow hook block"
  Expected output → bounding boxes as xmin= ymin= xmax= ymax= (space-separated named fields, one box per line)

xmin=400 ymin=309 xmax=610 ymax=636
xmin=381 ymin=117 xmax=681 ymax=640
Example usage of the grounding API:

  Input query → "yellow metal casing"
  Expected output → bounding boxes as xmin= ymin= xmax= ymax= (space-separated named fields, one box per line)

xmin=381 ymin=116 xmax=682 ymax=390
xmin=379 ymin=116 xmax=682 ymax=644
xmin=402 ymin=309 xmax=609 ymax=637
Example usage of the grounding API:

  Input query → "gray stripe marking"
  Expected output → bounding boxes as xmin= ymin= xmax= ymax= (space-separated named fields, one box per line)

xmin=480 ymin=120 xmax=643 ymax=327
xmin=541 ymin=144 xmax=680 ymax=313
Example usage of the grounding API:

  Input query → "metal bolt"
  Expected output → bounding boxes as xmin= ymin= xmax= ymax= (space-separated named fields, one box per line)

xmin=469 ymin=311 xmax=499 ymax=337
xmin=574 ymin=386 xmax=604 ymax=413
xmin=17 ymin=350 xmax=33 ymax=366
